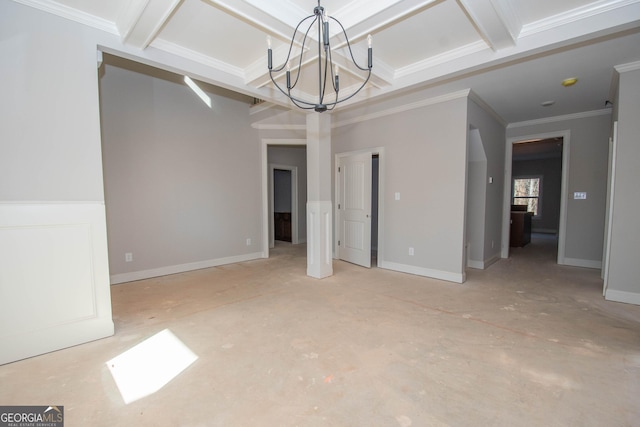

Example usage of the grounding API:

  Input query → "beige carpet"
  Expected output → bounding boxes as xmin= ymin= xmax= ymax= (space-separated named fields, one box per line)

xmin=1 ymin=236 xmax=639 ymax=426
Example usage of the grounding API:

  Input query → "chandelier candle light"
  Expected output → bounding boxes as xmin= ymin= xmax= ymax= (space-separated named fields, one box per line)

xmin=267 ymin=0 xmax=373 ymax=112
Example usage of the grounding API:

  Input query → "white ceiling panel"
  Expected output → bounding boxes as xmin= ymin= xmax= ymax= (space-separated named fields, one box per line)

xmin=511 ymin=0 xmax=598 ymax=25
xmin=16 ymin=0 xmax=640 ymax=122
xmin=155 ymin=0 xmax=268 ymax=69
xmin=372 ymin=0 xmax=482 ymax=69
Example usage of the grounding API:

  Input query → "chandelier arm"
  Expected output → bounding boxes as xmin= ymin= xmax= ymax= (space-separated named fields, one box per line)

xmin=329 ymin=16 xmax=371 ymax=71
xmin=324 ymin=68 xmax=371 ymax=107
xmin=269 ymin=71 xmax=316 ymax=108
xmin=271 ymin=14 xmax=315 ymax=74
xmin=290 ymin=17 xmax=317 ymax=90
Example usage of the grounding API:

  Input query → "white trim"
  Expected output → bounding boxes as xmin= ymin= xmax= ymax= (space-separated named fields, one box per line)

xmin=468 ymin=90 xmax=508 ymax=127
xmin=507 ymin=109 xmax=611 ymax=129
xmin=12 ymin=0 xmax=118 ymax=34
xmin=502 ymin=130 xmax=570 ymax=266
xmin=467 ymin=255 xmax=500 ymax=270
xmin=603 ymin=122 xmax=618 ymax=293
xmin=261 ymin=139 xmax=307 ymax=259
xmin=150 ymin=39 xmax=245 ymax=79
xmin=614 ymin=60 xmax=640 ymax=73
xmin=252 ymin=123 xmax=307 ymax=130
xmin=563 ymin=258 xmax=602 ymax=270
xmin=110 ymin=252 xmax=264 ymax=285
xmin=0 ymin=203 xmax=113 ymax=364
xmin=379 ymin=261 xmax=465 ymax=284
xmin=520 ymin=0 xmax=640 ymax=37
xmin=395 ymin=41 xmax=487 ymax=79
xmin=333 ymin=89 xmax=471 ymax=128
xmin=605 ymin=289 xmax=640 ymax=305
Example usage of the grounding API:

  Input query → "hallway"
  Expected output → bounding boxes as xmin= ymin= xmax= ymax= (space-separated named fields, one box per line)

xmin=1 ymin=241 xmax=639 ymax=426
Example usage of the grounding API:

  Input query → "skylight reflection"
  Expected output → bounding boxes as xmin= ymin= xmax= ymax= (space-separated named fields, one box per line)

xmin=184 ymin=75 xmax=212 ymax=108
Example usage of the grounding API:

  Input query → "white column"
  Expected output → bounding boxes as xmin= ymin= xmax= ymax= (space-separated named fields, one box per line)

xmin=306 ymin=113 xmax=333 ymax=279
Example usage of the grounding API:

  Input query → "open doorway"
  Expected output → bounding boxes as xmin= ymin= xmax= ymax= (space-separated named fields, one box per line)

xmin=262 ymin=141 xmax=307 ymax=258
xmin=273 ymin=168 xmax=294 ymax=243
xmin=502 ymin=132 xmax=570 ymax=264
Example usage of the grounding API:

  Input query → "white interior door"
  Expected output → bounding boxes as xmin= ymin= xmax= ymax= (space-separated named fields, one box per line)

xmin=338 ymin=152 xmax=372 ymax=268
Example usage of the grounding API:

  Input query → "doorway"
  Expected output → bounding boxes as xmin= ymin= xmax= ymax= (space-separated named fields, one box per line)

xmin=273 ymin=168 xmax=293 ymax=242
xmin=262 ymin=140 xmax=307 ymax=258
xmin=502 ymin=131 xmax=570 ymax=264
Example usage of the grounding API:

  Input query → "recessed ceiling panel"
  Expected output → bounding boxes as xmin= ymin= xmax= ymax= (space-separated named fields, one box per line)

xmin=511 ymin=0 xmax=596 ymax=26
xmin=371 ymin=0 xmax=483 ymax=69
xmin=156 ymin=0 xmax=269 ymax=69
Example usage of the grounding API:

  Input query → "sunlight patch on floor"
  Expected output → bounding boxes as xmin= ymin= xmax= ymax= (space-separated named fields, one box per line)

xmin=106 ymin=329 xmax=198 ymax=404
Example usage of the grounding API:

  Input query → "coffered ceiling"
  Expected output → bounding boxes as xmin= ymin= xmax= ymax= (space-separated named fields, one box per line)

xmin=14 ymin=0 xmax=640 ymax=123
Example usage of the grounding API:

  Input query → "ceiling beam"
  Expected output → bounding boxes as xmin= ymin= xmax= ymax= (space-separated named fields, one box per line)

xmin=457 ymin=0 xmax=522 ymax=51
xmin=116 ymin=0 xmax=181 ymax=49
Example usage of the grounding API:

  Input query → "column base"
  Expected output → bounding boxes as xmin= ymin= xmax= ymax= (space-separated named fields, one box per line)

xmin=307 ymin=200 xmax=333 ymax=279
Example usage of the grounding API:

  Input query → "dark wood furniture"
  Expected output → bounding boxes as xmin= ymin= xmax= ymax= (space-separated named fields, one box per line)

xmin=510 ymin=210 xmax=533 ymax=247
xmin=274 ymin=212 xmax=292 ymax=242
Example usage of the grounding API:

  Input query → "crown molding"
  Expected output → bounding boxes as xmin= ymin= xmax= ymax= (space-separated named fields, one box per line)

xmin=150 ymin=39 xmax=245 ymax=79
xmin=12 ymin=0 xmax=118 ymax=35
xmin=395 ymin=40 xmax=487 ymax=79
xmin=333 ymin=89 xmax=471 ymax=128
xmin=614 ymin=60 xmax=640 ymax=73
xmin=507 ymin=109 xmax=612 ymax=129
xmin=251 ymin=123 xmax=307 ymax=130
xmin=520 ymin=0 xmax=640 ymax=37
xmin=468 ymin=90 xmax=508 ymax=127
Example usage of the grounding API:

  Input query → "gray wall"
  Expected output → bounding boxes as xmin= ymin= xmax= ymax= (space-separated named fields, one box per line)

xmin=0 ymin=2 xmax=104 ymax=202
xmin=606 ymin=67 xmax=640 ymax=303
xmin=507 ymin=113 xmax=610 ymax=265
xmin=512 ymin=156 xmax=562 ymax=233
xmin=332 ymin=97 xmax=468 ymax=281
xmin=100 ymin=61 xmax=262 ymax=278
xmin=268 ymin=145 xmax=307 ymax=242
xmin=467 ymin=99 xmax=506 ymax=267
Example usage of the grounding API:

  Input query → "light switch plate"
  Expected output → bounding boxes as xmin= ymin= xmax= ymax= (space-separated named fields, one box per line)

xmin=574 ymin=192 xmax=587 ymax=200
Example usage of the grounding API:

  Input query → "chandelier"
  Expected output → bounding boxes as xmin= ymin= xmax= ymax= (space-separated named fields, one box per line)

xmin=267 ymin=0 xmax=373 ymax=113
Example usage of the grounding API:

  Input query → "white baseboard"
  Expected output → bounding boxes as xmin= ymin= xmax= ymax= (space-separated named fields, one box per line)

xmin=467 ymin=255 xmax=500 ymax=270
xmin=378 ymin=261 xmax=465 ymax=284
xmin=562 ymin=257 xmax=602 ymax=270
xmin=605 ymin=289 xmax=640 ymax=306
xmin=110 ymin=252 xmax=264 ymax=285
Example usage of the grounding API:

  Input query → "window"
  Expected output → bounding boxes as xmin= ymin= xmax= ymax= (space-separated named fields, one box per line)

xmin=513 ymin=177 xmax=541 ymax=216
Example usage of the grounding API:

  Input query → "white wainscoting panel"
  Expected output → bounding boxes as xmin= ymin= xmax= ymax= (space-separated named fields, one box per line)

xmin=0 ymin=203 xmax=114 ymax=365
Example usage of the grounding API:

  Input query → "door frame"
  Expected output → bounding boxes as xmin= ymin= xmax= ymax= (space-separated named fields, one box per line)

xmin=270 ymin=164 xmax=298 ymax=247
xmin=261 ymin=139 xmax=307 ymax=259
xmin=501 ymin=130 xmax=570 ymax=264
xmin=334 ymin=147 xmax=385 ymax=265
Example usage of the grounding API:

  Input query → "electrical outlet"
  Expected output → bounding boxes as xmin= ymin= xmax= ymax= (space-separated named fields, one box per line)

xmin=246 ymin=238 xmax=251 ymax=246
xmin=409 ymin=247 xmax=414 ymax=256
xmin=125 ymin=252 xmax=133 ymax=262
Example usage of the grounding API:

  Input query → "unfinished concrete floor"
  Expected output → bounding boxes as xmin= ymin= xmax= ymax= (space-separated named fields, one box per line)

xmin=1 ymin=236 xmax=639 ymax=426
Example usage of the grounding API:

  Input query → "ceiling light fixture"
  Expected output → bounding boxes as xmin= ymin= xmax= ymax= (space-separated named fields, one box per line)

xmin=267 ymin=0 xmax=372 ymax=113
xmin=561 ymin=77 xmax=578 ymax=87
xmin=541 ymin=100 xmax=555 ymax=107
